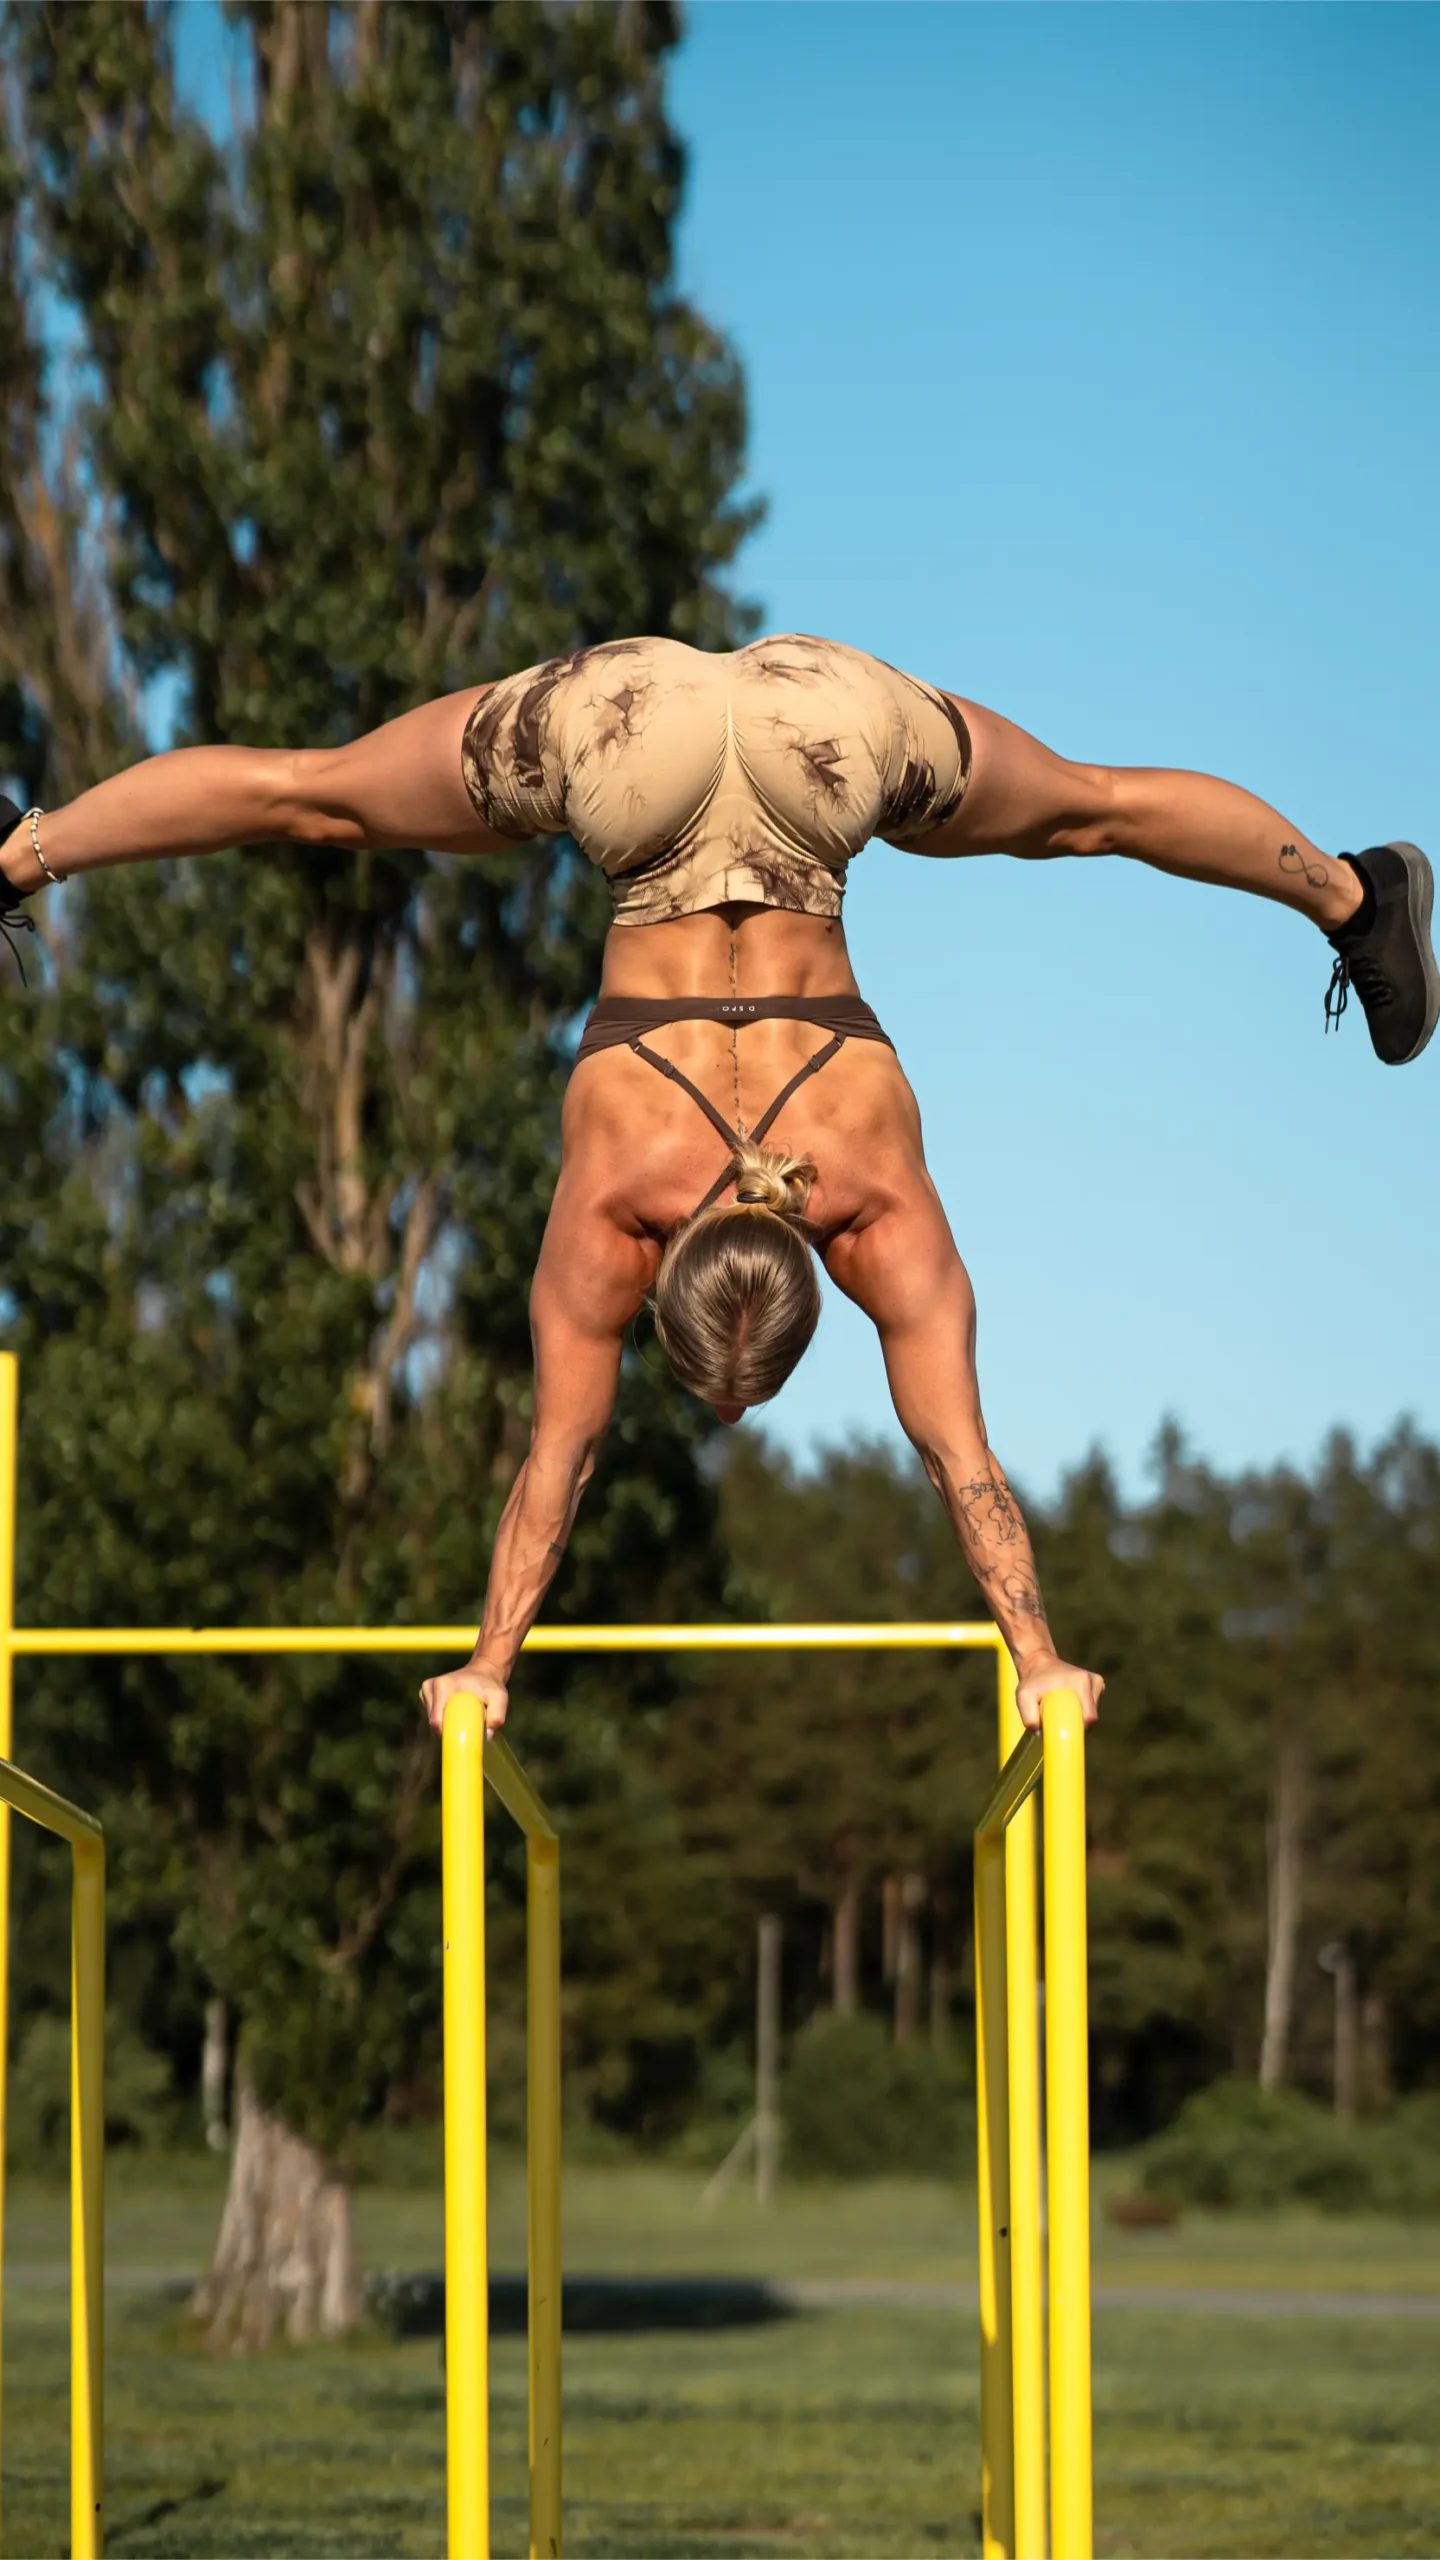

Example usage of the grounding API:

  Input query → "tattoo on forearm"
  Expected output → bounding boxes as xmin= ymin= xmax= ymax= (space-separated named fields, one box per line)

xmin=929 ymin=1461 xmax=1051 ymax=1632
xmin=1279 ymin=842 xmax=1329 ymax=892
xmin=955 ymin=1476 xmax=1023 ymax=1545
xmin=513 ymin=1449 xmax=593 ymax=1580
xmin=997 ymin=1572 xmax=1048 ymax=1620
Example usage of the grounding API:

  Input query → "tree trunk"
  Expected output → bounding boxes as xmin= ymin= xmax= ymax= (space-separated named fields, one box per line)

xmin=1332 ymin=1945 xmax=1358 ymax=2125
xmin=893 ymin=1874 xmax=925 ymax=2044
xmin=881 ymin=1872 xmax=901 ymax=1986
xmin=192 ymin=2076 xmax=362 ymax=2349
xmin=1359 ymin=1987 xmax=1391 ymax=2114
xmin=755 ymin=1914 xmax=781 ymax=2210
xmin=201 ymin=1996 xmax=229 ymax=2153
xmin=929 ymin=1884 xmax=957 ymax=2049
xmin=929 ymin=1949 xmax=951 ymax=2049
xmin=832 ymin=1875 xmax=861 ymax=2016
xmin=1259 ymin=1729 xmax=1305 ymax=2092
xmin=1317 ymin=1942 xmax=1358 ymax=2121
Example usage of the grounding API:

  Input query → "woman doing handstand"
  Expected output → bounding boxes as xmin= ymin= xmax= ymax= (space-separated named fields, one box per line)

xmin=2 ymin=633 xmax=1433 ymax=1736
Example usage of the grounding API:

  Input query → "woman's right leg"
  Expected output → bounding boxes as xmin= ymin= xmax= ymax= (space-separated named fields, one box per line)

xmin=0 ymin=685 xmax=504 ymax=899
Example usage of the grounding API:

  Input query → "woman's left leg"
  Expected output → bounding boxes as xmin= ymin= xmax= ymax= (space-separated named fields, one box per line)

xmin=940 ymin=696 xmax=1436 ymax=1063
xmin=948 ymin=697 xmax=1362 ymax=929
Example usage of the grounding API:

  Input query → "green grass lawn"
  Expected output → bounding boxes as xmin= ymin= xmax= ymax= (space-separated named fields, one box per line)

xmin=6 ymin=2154 xmax=1440 ymax=2557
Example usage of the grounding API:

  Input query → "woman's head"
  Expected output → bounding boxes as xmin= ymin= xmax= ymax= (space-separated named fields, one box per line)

xmin=653 ymin=1139 xmax=821 ymax=1415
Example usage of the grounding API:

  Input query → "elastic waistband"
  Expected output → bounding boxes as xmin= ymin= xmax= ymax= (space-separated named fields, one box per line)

xmin=575 ymin=993 xmax=893 ymax=1062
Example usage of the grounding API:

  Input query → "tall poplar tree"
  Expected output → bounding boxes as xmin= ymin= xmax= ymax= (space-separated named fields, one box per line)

xmin=1 ymin=0 xmax=754 ymax=2342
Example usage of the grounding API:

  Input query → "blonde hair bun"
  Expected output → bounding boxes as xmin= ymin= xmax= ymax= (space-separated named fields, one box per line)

xmin=729 ymin=1137 xmax=815 ymax=1220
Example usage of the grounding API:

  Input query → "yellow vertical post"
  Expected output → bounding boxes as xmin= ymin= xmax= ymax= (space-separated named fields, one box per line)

xmin=526 ymin=1836 xmax=562 ymax=2560
xmin=974 ymin=1818 xmax=1013 ymax=2560
xmin=0 ymin=1348 xmax=16 ymax=2521
xmin=444 ymin=1696 xmax=490 ymax=2560
xmin=1042 ymin=1689 xmax=1092 ymax=2560
xmin=998 ymin=1650 xmax=1046 ymax=2560
xmin=71 ymin=1834 xmax=106 ymax=2560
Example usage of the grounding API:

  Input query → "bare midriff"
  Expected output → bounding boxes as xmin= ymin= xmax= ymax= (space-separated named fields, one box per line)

xmin=596 ymin=901 xmax=862 ymax=1002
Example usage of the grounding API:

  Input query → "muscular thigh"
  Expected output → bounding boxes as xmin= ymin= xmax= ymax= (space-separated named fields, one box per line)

xmin=298 ymin=685 xmax=518 ymax=856
xmin=915 ymin=696 xmax=1115 ymax=861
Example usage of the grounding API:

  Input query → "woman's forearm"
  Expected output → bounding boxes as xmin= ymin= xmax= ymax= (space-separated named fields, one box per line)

xmin=0 ymin=745 xmax=318 ymax=892
xmin=922 ymin=1440 xmax=1057 ymax=1670
xmin=470 ymin=1443 xmax=596 ymax=1682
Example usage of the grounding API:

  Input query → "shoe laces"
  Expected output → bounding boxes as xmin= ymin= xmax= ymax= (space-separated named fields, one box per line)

xmin=1325 ymin=947 xmax=1395 ymax=1033
xmin=0 ymin=906 xmax=35 ymax=984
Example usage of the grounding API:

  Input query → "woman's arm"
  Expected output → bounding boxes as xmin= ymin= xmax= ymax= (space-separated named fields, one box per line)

xmin=826 ymin=1192 xmax=1104 ymax=1731
xmin=425 ymin=1379 xmax=616 ymax=1735
xmin=419 ymin=1189 xmax=653 ymax=1735
xmin=0 ymin=685 xmax=516 ymax=893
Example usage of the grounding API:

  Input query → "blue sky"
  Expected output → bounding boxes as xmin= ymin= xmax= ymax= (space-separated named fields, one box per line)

xmin=665 ymin=3 xmax=1440 ymax=1497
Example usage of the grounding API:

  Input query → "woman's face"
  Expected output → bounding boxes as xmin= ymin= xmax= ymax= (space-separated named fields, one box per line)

xmin=712 ymin=1399 xmax=747 ymax=1426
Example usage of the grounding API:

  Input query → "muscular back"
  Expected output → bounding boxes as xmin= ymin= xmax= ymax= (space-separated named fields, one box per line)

xmin=560 ymin=1015 xmax=932 ymax=1259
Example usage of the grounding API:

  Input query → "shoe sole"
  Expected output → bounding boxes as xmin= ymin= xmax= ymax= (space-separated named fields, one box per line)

xmin=1385 ymin=841 xmax=1439 ymax=1064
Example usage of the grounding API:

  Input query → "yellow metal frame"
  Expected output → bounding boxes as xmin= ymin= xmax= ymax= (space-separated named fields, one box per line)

xmin=443 ymin=1699 xmax=563 ymax=2560
xmin=0 ymin=1750 xmax=105 ymax=2560
xmin=975 ymin=1674 xmax=1093 ymax=2560
xmin=0 ymin=1349 xmax=1094 ymax=2558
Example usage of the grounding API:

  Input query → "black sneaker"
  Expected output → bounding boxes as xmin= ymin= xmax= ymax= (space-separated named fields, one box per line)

xmin=1324 ymin=842 xmax=1439 ymax=1065
xmin=0 ymin=794 xmax=36 ymax=982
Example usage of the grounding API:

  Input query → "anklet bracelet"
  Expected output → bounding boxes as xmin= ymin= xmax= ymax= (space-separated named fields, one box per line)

xmin=25 ymin=807 xmax=63 ymax=886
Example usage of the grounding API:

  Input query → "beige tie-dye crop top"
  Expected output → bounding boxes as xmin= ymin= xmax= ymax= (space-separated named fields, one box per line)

xmin=460 ymin=633 xmax=970 ymax=926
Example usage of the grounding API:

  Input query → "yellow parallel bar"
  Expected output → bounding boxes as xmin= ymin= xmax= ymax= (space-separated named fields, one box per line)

xmin=975 ymin=1820 xmax=1013 ymax=2560
xmin=1000 ymin=1660 xmax=1046 ymax=2560
xmin=975 ymin=1729 xmax=1043 ymax=1845
xmin=526 ymin=1623 xmax=999 ymax=1652
xmin=0 ymin=1740 xmax=108 ymax=2554
xmin=485 ymin=1734 xmax=559 ymax=1844
xmin=0 ymin=1756 xmax=106 ymax=1849
xmin=9 ymin=1620 xmax=1002 ymax=1656
xmin=526 ymin=1838 xmax=563 ymax=2559
xmin=443 ymin=1694 xmax=490 ymax=2560
xmin=1042 ymin=1690 xmax=1093 ymax=2560
xmin=71 ymin=1835 xmax=106 ymax=2559
xmin=0 ymin=1349 xmax=15 ymax=2534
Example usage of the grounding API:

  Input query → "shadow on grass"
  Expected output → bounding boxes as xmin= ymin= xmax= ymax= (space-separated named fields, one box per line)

xmin=107 ymin=2476 xmax=227 ymax=2550
xmin=369 ymin=2271 xmax=797 ymax=2339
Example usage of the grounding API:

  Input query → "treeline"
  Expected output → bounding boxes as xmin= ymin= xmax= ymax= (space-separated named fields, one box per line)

xmin=676 ymin=1422 xmax=1440 ymax=2146
xmin=13 ymin=1411 xmax=1440 ymax=2161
